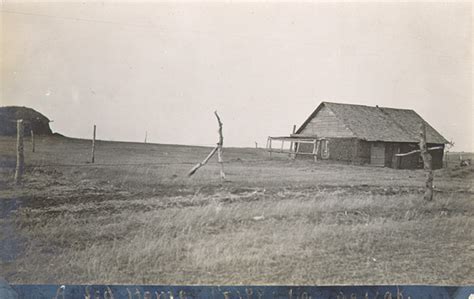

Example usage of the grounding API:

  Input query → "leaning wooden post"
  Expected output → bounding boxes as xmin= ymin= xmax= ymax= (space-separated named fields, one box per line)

xmin=30 ymin=130 xmax=35 ymax=153
xmin=91 ymin=124 xmax=96 ymax=163
xmin=187 ymin=111 xmax=226 ymax=180
xmin=187 ymin=147 xmax=218 ymax=176
xmin=14 ymin=119 xmax=25 ymax=184
xmin=419 ymin=122 xmax=433 ymax=201
xmin=214 ymin=111 xmax=226 ymax=181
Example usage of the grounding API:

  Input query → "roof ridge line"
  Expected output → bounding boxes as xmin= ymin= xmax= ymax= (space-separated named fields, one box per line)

xmin=324 ymin=101 xmax=414 ymax=111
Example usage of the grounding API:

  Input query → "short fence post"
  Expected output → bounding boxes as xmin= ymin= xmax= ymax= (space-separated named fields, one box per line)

xmin=269 ymin=138 xmax=272 ymax=159
xmin=91 ymin=124 xmax=96 ymax=163
xmin=14 ymin=119 xmax=25 ymax=184
xmin=31 ymin=130 xmax=35 ymax=153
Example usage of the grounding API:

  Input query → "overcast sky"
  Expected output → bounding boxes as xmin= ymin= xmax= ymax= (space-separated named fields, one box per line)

xmin=1 ymin=1 xmax=472 ymax=151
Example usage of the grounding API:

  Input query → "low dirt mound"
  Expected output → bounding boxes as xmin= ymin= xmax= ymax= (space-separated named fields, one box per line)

xmin=0 ymin=106 xmax=53 ymax=136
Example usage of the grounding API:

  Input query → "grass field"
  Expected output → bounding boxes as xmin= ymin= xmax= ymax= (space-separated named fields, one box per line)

xmin=0 ymin=136 xmax=473 ymax=285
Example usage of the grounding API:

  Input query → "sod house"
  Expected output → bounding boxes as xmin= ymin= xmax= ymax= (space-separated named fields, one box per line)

xmin=293 ymin=102 xmax=448 ymax=169
xmin=0 ymin=106 xmax=53 ymax=136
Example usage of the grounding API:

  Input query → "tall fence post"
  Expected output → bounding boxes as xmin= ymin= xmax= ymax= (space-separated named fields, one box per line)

xmin=14 ymin=119 xmax=25 ymax=184
xmin=91 ymin=124 xmax=96 ymax=163
xmin=419 ymin=122 xmax=433 ymax=201
xmin=31 ymin=130 xmax=35 ymax=153
xmin=214 ymin=111 xmax=226 ymax=181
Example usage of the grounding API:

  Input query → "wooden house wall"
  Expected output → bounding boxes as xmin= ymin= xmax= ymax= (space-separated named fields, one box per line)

xmin=385 ymin=143 xmax=444 ymax=169
xmin=384 ymin=143 xmax=394 ymax=167
xmin=355 ymin=140 xmax=371 ymax=164
xmin=299 ymin=105 xmax=355 ymax=138
xmin=326 ymin=138 xmax=358 ymax=161
xmin=296 ymin=138 xmax=366 ymax=163
xmin=295 ymin=138 xmax=445 ymax=169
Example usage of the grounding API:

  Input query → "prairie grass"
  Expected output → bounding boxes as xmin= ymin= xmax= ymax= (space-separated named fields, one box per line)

xmin=0 ymin=136 xmax=473 ymax=284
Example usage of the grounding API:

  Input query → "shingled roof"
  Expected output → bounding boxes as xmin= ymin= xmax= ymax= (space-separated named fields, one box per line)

xmin=296 ymin=102 xmax=448 ymax=144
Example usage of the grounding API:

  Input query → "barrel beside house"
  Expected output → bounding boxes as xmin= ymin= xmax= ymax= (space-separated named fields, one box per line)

xmin=293 ymin=102 xmax=448 ymax=169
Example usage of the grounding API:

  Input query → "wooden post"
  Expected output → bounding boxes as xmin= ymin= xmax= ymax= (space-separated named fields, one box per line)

xmin=144 ymin=131 xmax=147 ymax=144
xmin=14 ymin=119 xmax=24 ymax=184
xmin=289 ymin=125 xmax=296 ymax=157
xmin=269 ymin=138 xmax=272 ymax=159
xmin=187 ymin=111 xmax=226 ymax=180
xmin=91 ymin=124 xmax=96 ymax=163
xmin=214 ymin=111 xmax=226 ymax=181
xmin=444 ymin=150 xmax=449 ymax=168
xmin=31 ymin=130 xmax=35 ymax=153
xmin=187 ymin=147 xmax=216 ymax=175
xmin=255 ymin=142 xmax=258 ymax=149
xmin=294 ymin=142 xmax=299 ymax=159
xmin=313 ymin=139 xmax=319 ymax=162
xmin=419 ymin=122 xmax=433 ymax=201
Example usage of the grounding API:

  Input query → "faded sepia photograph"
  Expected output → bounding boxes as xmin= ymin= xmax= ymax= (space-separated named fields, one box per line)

xmin=1 ymin=0 xmax=473 ymax=291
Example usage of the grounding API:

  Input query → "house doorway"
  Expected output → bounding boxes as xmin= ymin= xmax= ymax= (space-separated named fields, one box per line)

xmin=370 ymin=142 xmax=385 ymax=167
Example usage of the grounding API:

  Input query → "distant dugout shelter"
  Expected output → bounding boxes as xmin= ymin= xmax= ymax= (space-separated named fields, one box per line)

xmin=0 ymin=106 xmax=53 ymax=136
xmin=267 ymin=102 xmax=448 ymax=169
